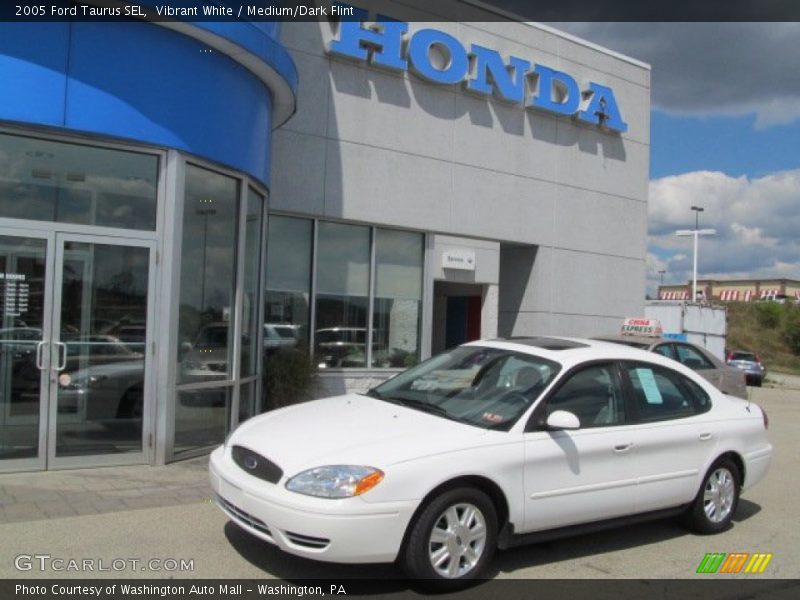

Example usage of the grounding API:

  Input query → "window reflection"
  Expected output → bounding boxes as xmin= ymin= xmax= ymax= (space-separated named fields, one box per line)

xmin=264 ymin=216 xmax=312 ymax=352
xmin=314 ymin=222 xmax=370 ymax=368
xmin=174 ymin=387 xmax=231 ymax=455
xmin=0 ymin=133 xmax=157 ymax=230
xmin=372 ymin=229 xmax=423 ymax=368
xmin=177 ymin=165 xmax=239 ymax=385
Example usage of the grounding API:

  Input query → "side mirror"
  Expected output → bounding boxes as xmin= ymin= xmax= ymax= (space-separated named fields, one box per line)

xmin=180 ymin=341 xmax=193 ymax=353
xmin=546 ymin=410 xmax=580 ymax=430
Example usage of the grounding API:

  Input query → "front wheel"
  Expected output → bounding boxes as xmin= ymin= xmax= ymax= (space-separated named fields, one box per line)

xmin=684 ymin=458 xmax=740 ymax=534
xmin=400 ymin=487 xmax=497 ymax=590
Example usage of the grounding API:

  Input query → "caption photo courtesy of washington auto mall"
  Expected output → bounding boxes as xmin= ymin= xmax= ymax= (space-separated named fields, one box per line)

xmin=1 ymin=0 xmax=796 ymax=595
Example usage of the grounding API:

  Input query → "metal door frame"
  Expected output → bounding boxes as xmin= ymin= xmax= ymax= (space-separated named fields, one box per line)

xmin=0 ymin=227 xmax=55 ymax=473
xmin=46 ymin=232 xmax=158 ymax=469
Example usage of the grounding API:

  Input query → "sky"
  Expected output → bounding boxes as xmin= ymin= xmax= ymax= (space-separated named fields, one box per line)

xmin=548 ymin=23 xmax=800 ymax=296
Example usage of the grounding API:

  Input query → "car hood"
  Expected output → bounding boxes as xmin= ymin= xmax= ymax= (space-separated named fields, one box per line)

xmin=230 ymin=394 xmax=492 ymax=476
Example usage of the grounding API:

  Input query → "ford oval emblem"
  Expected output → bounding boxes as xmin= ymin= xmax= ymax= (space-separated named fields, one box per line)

xmin=243 ymin=455 xmax=258 ymax=470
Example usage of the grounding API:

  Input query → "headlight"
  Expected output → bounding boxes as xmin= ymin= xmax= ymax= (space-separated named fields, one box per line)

xmin=285 ymin=465 xmax=384 ymax=499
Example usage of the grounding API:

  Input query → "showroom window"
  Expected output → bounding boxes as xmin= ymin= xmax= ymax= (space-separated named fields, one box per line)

xmin=0 ymin=132 xmax=158 ymax=230
xmin=315 ymin=222 xmax=371 ymax=368
xmin=264 ymin=216 xmax=313 ymax=352
xmin=372 ymin=229 xmax=423 ymax=368
xmin=264 ymin=217 xmax=424 ymax=374
xmin=174 ymin=164 xmax=240 ymax=455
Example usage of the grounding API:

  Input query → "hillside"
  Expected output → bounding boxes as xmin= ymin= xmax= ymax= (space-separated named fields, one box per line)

xmin=725 ymin=302 xmax=800 ymax=376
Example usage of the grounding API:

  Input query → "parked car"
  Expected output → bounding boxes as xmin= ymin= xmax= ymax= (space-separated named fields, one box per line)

xmin=58 ymin=359 xmax=144 ymax=420
xmin=180 ymin=323 xmax=230 ymax=381
xmin=210 ymin=337 xmax=771 ymax=588
xmin=726 ymin=351 xmax=766 ymax=387
xmin=264 ymin=323 xmax=301 ymax=350
xmin=594 ymin=335 xmax=747 ymax=399
xmin=314 ymin=327 xmax=371 ymax=368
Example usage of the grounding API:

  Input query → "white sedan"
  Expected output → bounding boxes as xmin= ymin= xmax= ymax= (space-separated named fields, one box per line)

xmin=209 ymin=337 xmax=772 ymax=588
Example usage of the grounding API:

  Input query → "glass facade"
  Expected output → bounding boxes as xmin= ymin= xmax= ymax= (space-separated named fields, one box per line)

xmin=177 ymin=165 xmax=239 ymax=386
xmin=0 ymin=133 xmax=158 ymax=230
xmin=0 ymin=130 xmax=426 ymax=470
xmin=373 ymin=229 xmax=423 ymax=368
xmin=264 ymin=216 xmax=312 ymax=352
xmin=315 ymin=222 xmax=371 ymax=368
xmin=173 ymin=165 xmax=266 ymax=456
xmin=264 ymin=217 xmax=424 ymax=374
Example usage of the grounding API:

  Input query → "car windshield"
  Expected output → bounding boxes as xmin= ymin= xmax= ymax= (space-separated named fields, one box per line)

xmin=368 ymin=346 xmax=560 ymax=431
xmin=731 ymin=352 xmax=757 ymax=361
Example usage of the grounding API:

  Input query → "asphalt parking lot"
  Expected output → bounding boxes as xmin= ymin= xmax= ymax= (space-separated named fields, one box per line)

xmin=1 ymin=383 xmax=798 ymax=582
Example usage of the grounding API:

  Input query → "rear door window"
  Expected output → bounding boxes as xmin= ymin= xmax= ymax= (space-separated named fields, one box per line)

xmin=622 ymin=362 xmax=704 ymax=422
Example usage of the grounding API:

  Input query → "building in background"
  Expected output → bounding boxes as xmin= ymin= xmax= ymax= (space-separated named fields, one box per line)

xmin=0 ymin=1 xmax=650 ymax=471
xmin=268 ymin=7 xmax=651 ymax=397
xmin=659 ymin=279 xmax=800 ymax=303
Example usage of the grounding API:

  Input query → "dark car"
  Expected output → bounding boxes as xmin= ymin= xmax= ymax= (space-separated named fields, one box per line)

xmin=726 ymin=351 xmax=766 ymax=387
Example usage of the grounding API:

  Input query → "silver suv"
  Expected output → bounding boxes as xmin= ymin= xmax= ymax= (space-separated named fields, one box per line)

xmin=726 ymin=351 xmax=766 ymax=387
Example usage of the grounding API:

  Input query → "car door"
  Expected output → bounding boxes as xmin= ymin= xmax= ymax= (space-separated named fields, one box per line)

xmin=521 ymin=362 xmax=637 ymax=533
xmin=619 ymin=361 xmax=718 ymax=512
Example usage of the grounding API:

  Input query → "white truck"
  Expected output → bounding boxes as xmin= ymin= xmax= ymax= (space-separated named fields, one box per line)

xmin=644 ymin=301 xmax=728 ymax=361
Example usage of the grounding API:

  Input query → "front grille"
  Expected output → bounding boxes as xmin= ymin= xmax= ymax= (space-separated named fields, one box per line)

xmin=231 ymin=445 xmax=283 ymax=483
xmin=215 ymin=494 xmax=272 ymax=537
xmin=284 ymin=531 xmax=330 ymax=549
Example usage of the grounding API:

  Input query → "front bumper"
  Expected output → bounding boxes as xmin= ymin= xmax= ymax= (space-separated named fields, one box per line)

xmin=209 ymin=446 xmax=417 ymax=564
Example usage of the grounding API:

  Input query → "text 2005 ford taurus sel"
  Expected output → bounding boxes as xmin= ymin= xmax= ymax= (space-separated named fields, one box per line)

xmin=209 ymin=337 xmax=771 ymax=588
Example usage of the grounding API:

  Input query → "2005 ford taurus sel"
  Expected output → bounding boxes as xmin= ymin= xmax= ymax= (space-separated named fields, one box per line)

xmin=209 ymin=337 xmax=771 ymax=587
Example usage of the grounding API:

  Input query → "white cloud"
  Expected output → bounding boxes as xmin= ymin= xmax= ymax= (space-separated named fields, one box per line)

xmin=646 ymin=169 xmax=800 ymax=295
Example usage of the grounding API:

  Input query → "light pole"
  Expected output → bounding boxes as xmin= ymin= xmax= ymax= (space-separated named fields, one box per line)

xmin=196 ymin=202 xmax=217 ymax=315
xmin=676 ymin=206 xmax=715 ymax=302
xmin=658 ymin=269 xmax=666 ymax=285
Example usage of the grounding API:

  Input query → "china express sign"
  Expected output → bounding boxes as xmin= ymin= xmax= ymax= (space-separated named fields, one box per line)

xmin=328 ymin=7 xmax=628 ymax=134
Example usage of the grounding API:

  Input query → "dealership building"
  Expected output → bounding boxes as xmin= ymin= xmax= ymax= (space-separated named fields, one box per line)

xmin=0 ymin=3 xmax=650 ymax=472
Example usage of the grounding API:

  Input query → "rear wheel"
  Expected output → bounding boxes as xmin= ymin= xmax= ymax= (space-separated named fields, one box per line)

xmin=684 ymin=458 xmax=740 ymax=534
xmin=401 ymin=487 xmax=497 ymax=590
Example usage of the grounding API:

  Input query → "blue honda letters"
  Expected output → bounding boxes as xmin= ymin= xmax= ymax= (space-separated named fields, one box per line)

xmin=329 ymin=15 xmax=628 ymax=134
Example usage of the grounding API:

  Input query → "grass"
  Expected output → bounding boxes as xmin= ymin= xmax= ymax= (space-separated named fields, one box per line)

xmin=725 ymin=302 xmax=800 ymax=376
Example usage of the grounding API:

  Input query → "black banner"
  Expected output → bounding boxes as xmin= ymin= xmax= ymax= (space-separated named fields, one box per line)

xmin=2 ymin=0 xmax=800 ymax=23
xmin=3 ymin=579 xmax=800 ymax=600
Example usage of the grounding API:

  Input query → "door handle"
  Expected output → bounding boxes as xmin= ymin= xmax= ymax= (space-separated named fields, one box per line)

xmin=699 ymin=432 xmax=713 ymax=441
xmin=35 ymin=341 xmax=46 ymax=370
xmin=53 ymin=341 xmax=67 ymax=371
xmin=613 ymin=443 xmax=633 ymax=453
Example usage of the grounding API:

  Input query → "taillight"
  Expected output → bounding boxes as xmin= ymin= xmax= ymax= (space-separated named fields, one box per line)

xmin=762 ymin=407 xmax=769 ymax=430
xmin=756 ymin=354 xmax=763 ymax=367
xmin=727 ymin=352 xmax=734 ymax=362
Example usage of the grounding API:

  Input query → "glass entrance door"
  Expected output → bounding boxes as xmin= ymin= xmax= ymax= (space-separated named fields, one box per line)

xmin=48 ymin=234 xmax=155 ymax=467
xmin=0 ymin=231 xmax=53 ymax=471
xmin=0 ymin=229 xmax=155 ymax=471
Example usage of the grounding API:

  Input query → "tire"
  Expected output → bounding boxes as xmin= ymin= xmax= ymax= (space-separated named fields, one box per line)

xmin=400 ymin=487 xmax=497 ymax=590
xmin=684 ymin=458 xmax=740 ymax=534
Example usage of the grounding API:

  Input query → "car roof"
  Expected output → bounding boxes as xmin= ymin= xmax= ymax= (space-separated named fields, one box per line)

xmin=467 ymin=336 xmax=679 ymax=366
